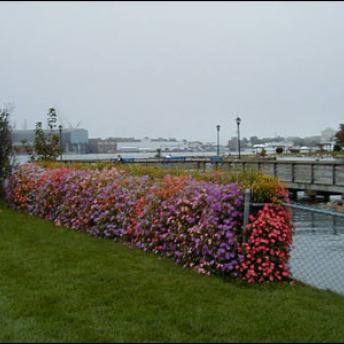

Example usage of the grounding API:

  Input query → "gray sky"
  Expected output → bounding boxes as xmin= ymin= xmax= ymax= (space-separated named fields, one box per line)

xmin=1 ymin=1 xmax=344 ymax=143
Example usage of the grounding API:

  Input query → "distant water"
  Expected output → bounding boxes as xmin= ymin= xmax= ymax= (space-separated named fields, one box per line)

xmin=14 ymin=151 xmax=341 ymax=165
xmin=14 ymin=150 xmax=254 ymax=164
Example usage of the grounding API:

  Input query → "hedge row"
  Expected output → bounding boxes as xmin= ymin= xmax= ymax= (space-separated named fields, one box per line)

xmin=6 ymin=163 xmax=293 ymax=282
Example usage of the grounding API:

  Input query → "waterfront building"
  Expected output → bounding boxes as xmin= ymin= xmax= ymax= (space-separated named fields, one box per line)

xmin=116 ymin=137 xmax=190 ymax=153
xmin=88 ymin=138 xmax=117 ymax=153
xmin=318 ymin=141 xmax=336 ymax=151
xmin=12 ymin=128 xmax=89 ymax=154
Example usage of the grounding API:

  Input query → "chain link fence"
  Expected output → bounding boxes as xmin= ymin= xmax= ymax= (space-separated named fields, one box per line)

xmin=289 ymin=205 xmax=344 ymax=295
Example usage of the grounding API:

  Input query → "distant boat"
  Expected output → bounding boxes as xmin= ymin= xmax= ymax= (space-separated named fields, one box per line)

xmin=300 ymin=146 xmax=311 ymax=153
xmin=288 ymin=147 xmax=300 ymax=153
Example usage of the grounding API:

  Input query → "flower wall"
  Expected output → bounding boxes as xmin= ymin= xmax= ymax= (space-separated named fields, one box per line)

xmin=5 ymin=163 xmax=293 ymax=282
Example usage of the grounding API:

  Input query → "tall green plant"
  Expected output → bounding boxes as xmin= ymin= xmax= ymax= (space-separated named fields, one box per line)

xmin=0 ymin=107 xmax=14 ymax=193
xmin=31 ymin=108 xmax=61 ymax=161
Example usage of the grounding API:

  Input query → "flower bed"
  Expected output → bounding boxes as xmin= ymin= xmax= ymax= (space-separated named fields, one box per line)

xmin=5 ymin=163 xmax=293 ymax=282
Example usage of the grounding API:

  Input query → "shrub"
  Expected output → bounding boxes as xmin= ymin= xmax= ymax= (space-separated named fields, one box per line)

xmin=237 ymin=204 xmax=293 ymax=283
xmin=6 ymin=163 xmax=293 ymax=283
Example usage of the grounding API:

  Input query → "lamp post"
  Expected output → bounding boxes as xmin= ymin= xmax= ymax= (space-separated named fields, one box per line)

xmin=58 ymin=125 xmax=63 ymax=161
xmin=235 ymin=117 xmax=241 ymax=159
xmin=216 ymin=125 xmax=221 ymax=156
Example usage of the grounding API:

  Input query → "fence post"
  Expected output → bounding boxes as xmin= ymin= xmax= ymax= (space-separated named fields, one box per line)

xmin=332 ymin=215 xmax=337 ymax=235
xmin=242 ymin=188 xmax=251 ymax=240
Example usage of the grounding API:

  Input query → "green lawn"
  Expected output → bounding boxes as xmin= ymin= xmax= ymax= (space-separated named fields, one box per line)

xmin=0 ymin=203 xmax=344 ymax=343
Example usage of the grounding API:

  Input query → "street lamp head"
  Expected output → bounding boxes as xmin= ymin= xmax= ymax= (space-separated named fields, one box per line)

xmin=216 ymin=124 xmax=221 ymax=131
xmin=58 ymin=125 xmax=63 ymax=130
xmin=235 ymin=117 xmax=241 ymax=126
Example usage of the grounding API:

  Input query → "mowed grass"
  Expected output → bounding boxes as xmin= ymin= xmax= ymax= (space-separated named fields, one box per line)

xmin=0 ymin=204 xmax=344 ymax=343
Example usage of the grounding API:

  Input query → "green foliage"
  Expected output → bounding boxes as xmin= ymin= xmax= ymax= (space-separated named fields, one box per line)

xmin=0 ymin=108 xmax=14 ymax=191
xmin=47 ymin=107 xmax=58 ymax=131
xmin=260 ymin=148 xmax=267 ymax=157
xmin=335 ymin=123 xmax=344 ymax=147
xmin=30 ymin=108 xmax=61 ymax=161
xmin=334 ymin=143 xmax=342 ymax=152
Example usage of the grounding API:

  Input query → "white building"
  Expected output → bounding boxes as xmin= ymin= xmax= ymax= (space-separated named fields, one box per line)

xmin=116 ymin=138 xmax=189 ymax=152
xmin=252 ymin=142 xmax=293 ymax=155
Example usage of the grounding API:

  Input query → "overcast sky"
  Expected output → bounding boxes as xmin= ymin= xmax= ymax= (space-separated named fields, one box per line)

xmin=1 ymin=1 xmax=344 ymax=142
